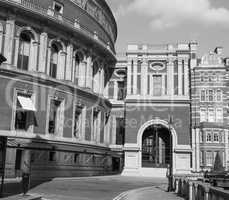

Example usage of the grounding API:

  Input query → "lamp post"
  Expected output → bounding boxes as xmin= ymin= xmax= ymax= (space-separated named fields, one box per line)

xmin=168 ymin=116 xmax=173 ymax=192
xmin=0 ymin=54 xmax=6 ymax=197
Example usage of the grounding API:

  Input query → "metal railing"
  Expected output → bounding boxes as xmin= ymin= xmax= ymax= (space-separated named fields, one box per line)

xmin=3 ymin=0 xmax=115 ymax=56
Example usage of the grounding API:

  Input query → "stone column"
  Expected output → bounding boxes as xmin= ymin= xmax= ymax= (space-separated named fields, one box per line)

xmin=167 ymin=59 xmax=174 ymax=96
xmin=13 ymin=36 xmax=20 ymax=67
xmin=57 ymin=51 xmax=66 ymax=80
xmin=112 ymin=116 xmax=116 ymax=145
xmin=133 ymin=60 xmax=137 ymax=95
xmin=65 ymin=44 xmax=73 ymax=81
xmin=38 ymin=32 xmax=48 ymax=73
xmin=85 ymin=56 xmax=91 ymax=88
xmin=127 ymin=60 xmax=132 ymax=96
xmin=178 ymin=59 xmax=183 ymax=96
xmin=100 ymin=67 xmax=104 ymax=95
xmin=184 ymin=59 xmax=189 ymax=96
xmin=114 ymin=81 xmax=118 ymax=100
xmin=46 ymin=46 xmax=51 ymax=75
xmin=4 ymin=19 xmax=15 ymax=65
xmin=0 ymin=24 xmax=3 ymax=53
xmin=141 ymin=58 xmax=148 ymax=96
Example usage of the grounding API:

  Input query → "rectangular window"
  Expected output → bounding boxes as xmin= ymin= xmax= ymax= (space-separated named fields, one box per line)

xmin=73 ymin=106 xmax=83 ymax=138
xmin=213 ymin=132 xmax=219 ymax=143
xmin=216 ymin=90 xmax=222 ymax=102
xmin=200 ymin=90 xmax=205 ymax=102
xmin=209 ymin=90 xmax=214 ymax=102
xmin=18 ymin=41 xmax=30 ymax=71
xmin=216 ymin=108 xmax=223 ymax=123
xmin=49 ymin=62 xmax=57 ymax=78
xmin=152 ymin=75 xmax=162 ymax=96
xmin=48 ymin=99 xmax=63 ymax=134
xmin=15 ymin=93 xmax=37 ymax=131
xmin=208 ymin=108 xmax=215 ymax=122
xmin=206 ymin=151 xmax=213 ymax=166
xmin=174 ymin=64 xmax=178 ymax=95
xmin=116 ymin=118 xmax=125 ymax=145
xmin=206 ymin=132 xmax=212 ymax=143
xmin=117 ymin=81 xmax=125 ymax=100
xmin=200 ymin=108 xmax=207 ymax=122
xmin=200 ymin=131 xmax=204 ymax=143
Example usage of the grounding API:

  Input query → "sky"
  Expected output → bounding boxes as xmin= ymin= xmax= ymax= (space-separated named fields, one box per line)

xmin=106 ymin=0 xmax=229 ymax=56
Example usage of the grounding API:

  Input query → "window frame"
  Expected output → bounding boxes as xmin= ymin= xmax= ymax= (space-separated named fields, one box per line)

xmin=12 ymin=89 xmax=37 ymax=132
xmin=46 ymin=96 xmax=65 ymax=136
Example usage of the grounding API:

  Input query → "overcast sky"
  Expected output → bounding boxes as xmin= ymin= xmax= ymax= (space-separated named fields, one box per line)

xmin=107 ymin=0 xmax=229 ymax=56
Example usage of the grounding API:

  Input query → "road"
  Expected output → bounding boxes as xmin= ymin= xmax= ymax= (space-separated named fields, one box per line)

xmin=28 ymin=175 xmax=169 ymax=200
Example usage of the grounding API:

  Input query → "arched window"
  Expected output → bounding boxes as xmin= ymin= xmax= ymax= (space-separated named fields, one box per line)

xmin=50 ymin=43 xmax=59 ymax=78
xmin=17 ymin=32 xmax=31 ymax=70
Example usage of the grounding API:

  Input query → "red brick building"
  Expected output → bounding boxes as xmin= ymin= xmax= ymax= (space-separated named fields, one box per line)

xmin=0 ymin=0 xmax=121 ymax=178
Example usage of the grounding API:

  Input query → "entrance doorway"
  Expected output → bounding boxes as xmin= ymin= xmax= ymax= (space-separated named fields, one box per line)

xmin=142 ymin=124 xmax=172 ymax=168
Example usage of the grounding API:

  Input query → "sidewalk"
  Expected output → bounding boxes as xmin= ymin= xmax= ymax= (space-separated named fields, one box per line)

xmin=113 ymin=186 xmax=183 ymax=200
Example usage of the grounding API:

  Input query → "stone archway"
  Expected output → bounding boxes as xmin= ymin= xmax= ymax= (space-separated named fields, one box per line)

xmin=137 ymin=119 xmax=177 ymax=176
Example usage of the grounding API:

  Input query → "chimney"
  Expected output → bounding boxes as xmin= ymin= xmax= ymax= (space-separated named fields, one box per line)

xmin=214 ymin=47 xmax=223 ymax=55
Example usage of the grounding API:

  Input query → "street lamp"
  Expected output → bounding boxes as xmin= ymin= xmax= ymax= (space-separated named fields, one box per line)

xmin=167 ymin=115 xmax=173 ymax=192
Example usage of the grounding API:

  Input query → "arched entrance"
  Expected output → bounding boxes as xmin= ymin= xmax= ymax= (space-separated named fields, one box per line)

xmin=142 ymin=124 xmax=172 ymax=168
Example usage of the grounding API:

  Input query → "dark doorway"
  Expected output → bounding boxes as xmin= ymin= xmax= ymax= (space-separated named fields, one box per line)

xmin=15 ymin=149 xmax=22 ymax=171
xmin=112 ymin=157 xmax=120 ymax=172
xmin=142 ymin=124 xmax=172 ymax=168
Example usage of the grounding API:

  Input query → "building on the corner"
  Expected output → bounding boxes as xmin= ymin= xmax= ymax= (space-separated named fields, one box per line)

xmin=191 ymin=47 xmax=229 ymax=172
xmin=109 ymin=43 xmax=198 ymax=177
xmin=0 ymin=0 xmax=122 ymax=178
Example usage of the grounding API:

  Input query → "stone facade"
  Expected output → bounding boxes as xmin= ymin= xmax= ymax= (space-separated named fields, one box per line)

xmin=0 ymin=0 xmax=122 ymax=179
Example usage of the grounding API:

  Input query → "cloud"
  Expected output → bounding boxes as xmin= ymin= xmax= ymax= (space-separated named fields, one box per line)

xmin=115 ymin=0 xmax=229 ymax=30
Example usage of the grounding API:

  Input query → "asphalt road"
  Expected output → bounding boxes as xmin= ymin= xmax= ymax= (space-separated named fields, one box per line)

xmin=28 ymin=175 xmax=168 ymax=200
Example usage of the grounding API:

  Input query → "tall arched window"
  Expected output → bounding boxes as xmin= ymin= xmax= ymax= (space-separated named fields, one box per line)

xmin=17 ymin=32 xmax=31 ymax=70
xmin=50 ymin=43 xmax=59 ymax=78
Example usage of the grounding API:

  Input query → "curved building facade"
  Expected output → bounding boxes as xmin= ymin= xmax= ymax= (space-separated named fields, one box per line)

xmin=0 ymin=0 xmax=121 ymax=178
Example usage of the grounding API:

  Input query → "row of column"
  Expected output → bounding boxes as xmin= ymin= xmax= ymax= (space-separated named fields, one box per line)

xmin=126 ymin=57 xmax=189 ymax=97
xmin=2 ymin=19 xmax=106 ymax=96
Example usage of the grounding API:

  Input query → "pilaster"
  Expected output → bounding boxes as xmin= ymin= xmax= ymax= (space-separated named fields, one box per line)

xmin=38 ymin=32 xmax=48 ymax=73
xmin=86 ymin=56 xmax=92 ymax=89
xmin=65 ymin=44 xmax=73 ymax=81
xmin=184 ymin=59 xmax=189 ymax=96
xmin=127 ymin=60 xmax=132 ymax=95
xmin=13 ymin=36 xmax=19 ymax=67
xmin=133 ymin=60 xmax=137 ymax=95
xmin=178 ymin=59 xmax=183 ymax=96
xmin=225 ymin=130 xmax=228 ymax=169
xmin=141 ymin=58 xmax=148 ymax=96
xmin=4 ymin=19 xmax=15 ymax=65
